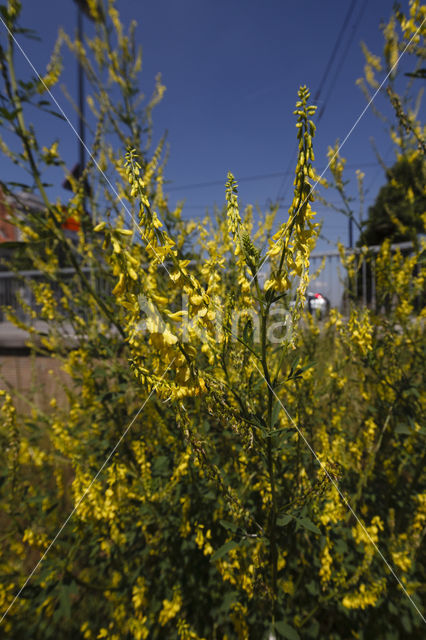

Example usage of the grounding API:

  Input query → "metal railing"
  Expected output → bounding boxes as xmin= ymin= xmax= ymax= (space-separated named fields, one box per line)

xmin=0 ymin=240 xmax=422 ymax=325
xmin=309 ymin=240 xmax=421 ymax=311
xmin=0 ymin=267 xmax=111 ymax=323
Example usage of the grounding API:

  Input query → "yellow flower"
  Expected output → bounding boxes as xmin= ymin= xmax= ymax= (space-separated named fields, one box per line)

xmin=158 ymin=590 xmax=182 ymax=626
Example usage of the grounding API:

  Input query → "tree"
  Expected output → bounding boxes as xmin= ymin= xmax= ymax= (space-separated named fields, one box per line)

xmin=356 ymin=0 xmax=425 ymax=248
xmin=318 ymin=0 xmax=426 ymax=250
xmin=359 ymin=151 xmax=425 ymax=246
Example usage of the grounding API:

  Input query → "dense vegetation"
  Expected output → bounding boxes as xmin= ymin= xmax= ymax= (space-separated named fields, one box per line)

xmin=0 ymin=1 xmax=425 ymax=638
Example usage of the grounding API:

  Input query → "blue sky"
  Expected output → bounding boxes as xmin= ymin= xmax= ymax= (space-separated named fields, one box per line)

xmin=2 ymin=0 xmax=421 ymax=251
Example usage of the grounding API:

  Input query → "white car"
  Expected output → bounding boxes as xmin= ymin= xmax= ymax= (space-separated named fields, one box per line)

xmin=306 ymin=292 xmax=330 ymax=319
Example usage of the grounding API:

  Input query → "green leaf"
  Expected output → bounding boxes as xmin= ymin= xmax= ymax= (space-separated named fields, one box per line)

xmin=0 ymin=106 xmax=20 ymax=121
xmin=277 ymin=514 xmax=293 ymax=527
xmin=334 ymin=539 xmax=348 ymax=554
xmin=401 ymin=613 xmax=412 ymax=633
xmin=243 ymin=318 xmax=254 ymax=345
xmin=210 ymin=540 xmax=239 ymax=562
xmin=270 ymin=292 xmax=288 ymax=304
xmin=218 ymin=590 xmax=238 ymax=613
xmin=58 ymin=583 xmax=75 ymax=620
xmin=306 ymin=580 xmax=319 ymax=595
xmin=219 ymin=519 xmax=238 ymax=533
xmin=15 ymin=27 xmax=41 ymax=41
xmin=273 ymin=378 xmax=288 ymax=391
xmin=275 ymin=620 xmax=301 ymax=639
xmin=268 ymin=427 xmax=288 ymax=437
xmin=388 ymin=601 xmax=398 ymax=615
xmin=296 ymin=517 xmax=321 ymax=535
xmin=44 ymin=109 xmax=66 ymax=121
xmin=152 ymin=455 xmax=169 ymax=475
xmin=287 ymin=361 xmax=316 ymax=381
xmin=252 ymin=377 xmax=265 ymax=391
xmin=395 ymin=424 xmax=412 ymax=435
xmin=287 ymin=356 xmax=300 ymax=379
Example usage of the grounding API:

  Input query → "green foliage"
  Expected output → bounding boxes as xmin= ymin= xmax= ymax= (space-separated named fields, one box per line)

xmin=359 ymin=153 xmax=426 ymax=246
xmin=356 ymin=0 xmax=426 ymax=247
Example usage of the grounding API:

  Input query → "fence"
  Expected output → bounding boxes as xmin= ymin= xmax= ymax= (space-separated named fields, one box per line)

xmin=309 ymin=240 xmax=421 ymax=312
xmin=0 ymin=240 xmax=422 ymax=327
xmin=0 ymin=267 xmax=111 ymax=324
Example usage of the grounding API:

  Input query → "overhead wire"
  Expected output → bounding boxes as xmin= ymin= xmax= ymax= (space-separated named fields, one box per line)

xmin=313 ymin=0 xmax=358 ymax=108
xmin=316 ymin=0 xmax=369 ymax=125
xmin=166 ymin=161 xmax=382 ymax=193
xmin=275 ymin=0 xmax=358 ymax=205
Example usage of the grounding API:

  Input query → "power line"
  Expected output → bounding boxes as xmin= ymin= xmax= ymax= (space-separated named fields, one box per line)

xmin=173 ymin=195 xmax=381 ymax=212
xmin=316 ymin=0 xmax=369 ymax=125
xmin=275 ymin=0 xmax=358 ymax=205
xmin=167 ymin=171 xmax=285 ymax=192
xmin=313 ymin=0 xmax=358 ymax=107
xmin=166 ymin=161 xmax=383 ymax=193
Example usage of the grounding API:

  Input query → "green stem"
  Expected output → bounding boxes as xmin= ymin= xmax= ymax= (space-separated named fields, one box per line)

xmin=4 ymin=34 xmax=125 ymax=338
xmin=260 ymin=302 xmax=278 ymax=614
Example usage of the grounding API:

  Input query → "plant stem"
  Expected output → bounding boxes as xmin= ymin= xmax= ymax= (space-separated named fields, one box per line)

xmin=260 ymin=301 xmax=278 ymax=614
xmin=4 ymin=32 xmax=125 ymax=338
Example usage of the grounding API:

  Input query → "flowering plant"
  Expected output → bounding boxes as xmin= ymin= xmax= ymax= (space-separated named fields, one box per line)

xmin=0 ymin=1 xmax=425 ymax=638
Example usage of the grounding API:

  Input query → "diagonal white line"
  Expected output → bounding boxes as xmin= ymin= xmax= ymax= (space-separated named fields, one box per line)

xmin=0 ymin=358 xmax=176 ymax=625
xmin=0 ymin=16 xmax=181 ymax=625
xmin=0 ymin=15 xmax=173 ymax=280
xmin=248 ymin=17 xmax=426 ymax=286
xmin=2 ymin=5 xmax=425 ymax=627
xmin=251 ymin=359 xmax=426 ymax=624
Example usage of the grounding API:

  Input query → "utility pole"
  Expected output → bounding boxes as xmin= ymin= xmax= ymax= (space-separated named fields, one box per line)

xmin=348 ymin=216 xmax=353 ymax=249
xmin=63 ymin=2 xmax=96 ymax=219
xmin=77 ymin=4 xmax=85 ymax=174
